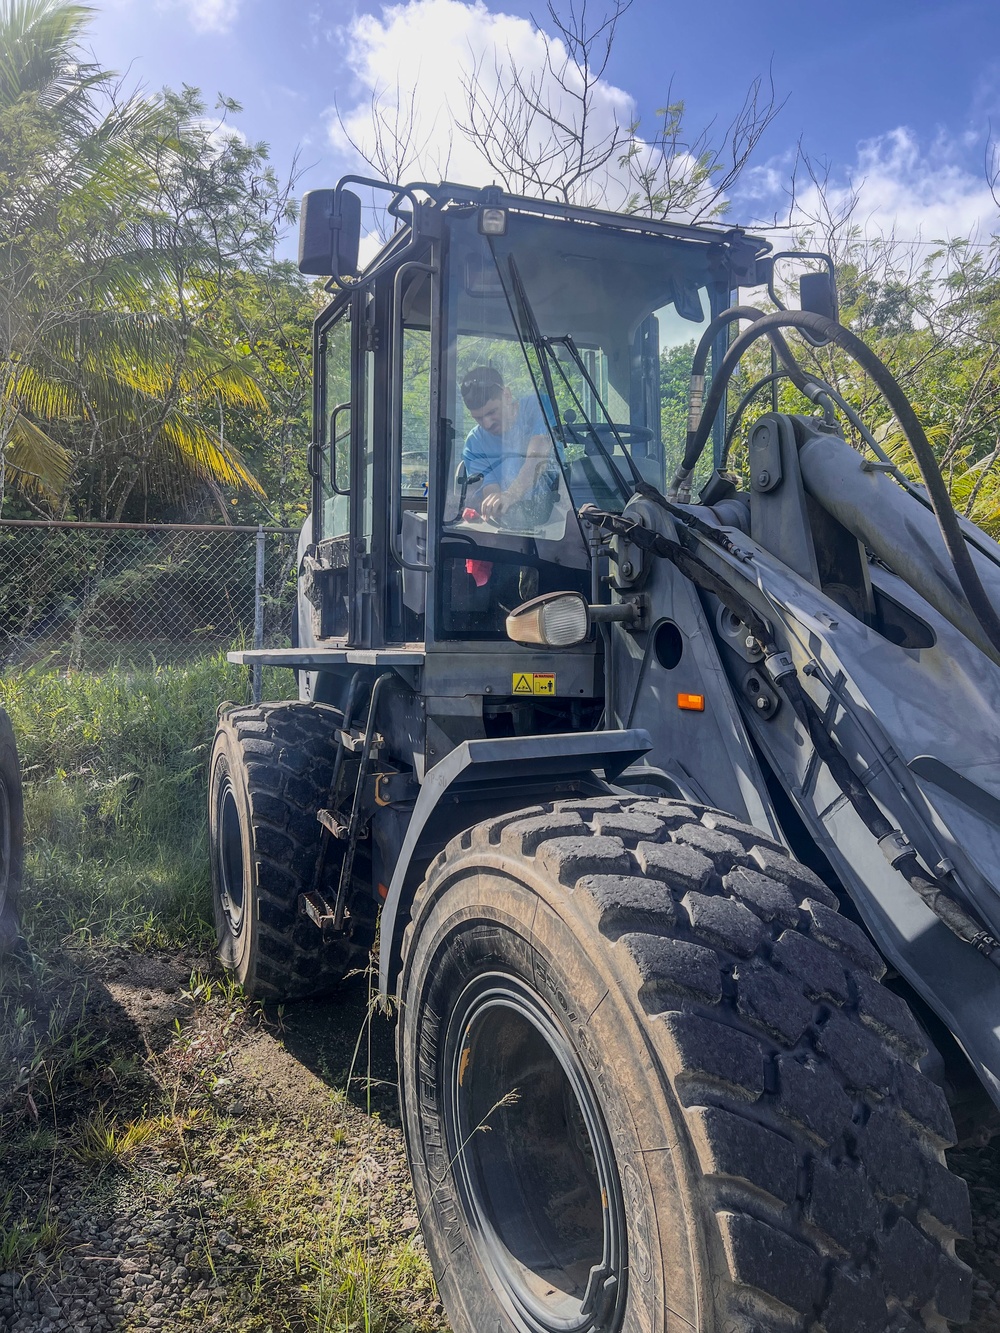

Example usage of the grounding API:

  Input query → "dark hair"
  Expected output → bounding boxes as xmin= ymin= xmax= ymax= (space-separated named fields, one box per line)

xmin=460 ymin=365 xmax=505 ymax=411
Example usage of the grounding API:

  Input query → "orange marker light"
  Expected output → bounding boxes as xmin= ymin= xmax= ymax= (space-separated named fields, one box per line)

xmin=677 ymin=692 xmax=705 ymax=712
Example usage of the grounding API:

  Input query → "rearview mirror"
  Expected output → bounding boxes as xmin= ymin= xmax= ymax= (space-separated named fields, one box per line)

xmin=761 ymin=250 xmax=839 ymax=346
xmin=298 ymin=188 xmax=362 ymax=279
xmin=799 ymin=270 xmax=838 ymax=324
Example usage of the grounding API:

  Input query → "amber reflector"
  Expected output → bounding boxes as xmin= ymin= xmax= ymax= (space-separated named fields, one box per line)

xmin=677 ymin=693 xmax=705 ymax=711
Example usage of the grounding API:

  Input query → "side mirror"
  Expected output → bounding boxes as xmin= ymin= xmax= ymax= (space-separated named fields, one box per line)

xmin=298 ymin=188 xmax=362 ymax=279
xmin=752 ymin=255 xmax=774 ymax=288
xmin=760 ymin=251 xmax=839 ymax=346
xmin=799 ymin=270 xmax=838 ymax=324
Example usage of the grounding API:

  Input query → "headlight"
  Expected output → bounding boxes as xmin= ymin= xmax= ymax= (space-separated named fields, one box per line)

xmin=506 ymin=592 xmax=590 ymax=647
xmin=478 ymin=206 xmax=508 ymax=235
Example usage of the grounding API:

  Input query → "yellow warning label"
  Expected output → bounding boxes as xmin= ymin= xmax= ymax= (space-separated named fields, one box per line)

xmin=512 ymin=672 xmax=556 ymax=696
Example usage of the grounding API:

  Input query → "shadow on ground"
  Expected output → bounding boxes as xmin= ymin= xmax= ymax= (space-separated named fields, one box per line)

xmin=0 ymin=944 xmax=441 ymax=1333
xmin=263 ymin=972 xmax=400 ymax=1122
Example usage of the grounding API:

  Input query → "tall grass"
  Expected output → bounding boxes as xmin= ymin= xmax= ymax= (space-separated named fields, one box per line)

xmin=0 ymin=654 xmax=294 ymax=951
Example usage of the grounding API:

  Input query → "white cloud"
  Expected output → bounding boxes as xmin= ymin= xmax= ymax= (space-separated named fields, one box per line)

xmin=206 ymin=119 xmax=248 ymax=152
xmin=331 ymin=2 xmax=1000 ymax=254
xmin=158 ymin=0 xmax=241 ymax=36
xmin=741 ymin=127 xmax=998 ymax=248
xmin=329 ymin=0 xmax=643 ymax=205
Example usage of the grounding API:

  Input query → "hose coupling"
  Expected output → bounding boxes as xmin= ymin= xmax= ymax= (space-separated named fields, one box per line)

xmin=764 ymin=651 xmax=795 ymax=681
xmin=666 ymin=466 xmax=693 ymax=504
xmin=687 ymin=374 xmax=706 ymax=432
xmin=878 ymin=829 xmax=913 ymax=867
xmin=973 ymin=931 xmax=1000 ymax=965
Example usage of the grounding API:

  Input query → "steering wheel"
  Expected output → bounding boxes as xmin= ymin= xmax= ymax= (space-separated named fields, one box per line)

xmin=563 ymin=422 xmax=654 ymax=448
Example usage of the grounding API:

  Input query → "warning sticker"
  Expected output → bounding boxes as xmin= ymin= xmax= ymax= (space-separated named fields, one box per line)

xmin=512 ymin=672 xmax=556 ymax=696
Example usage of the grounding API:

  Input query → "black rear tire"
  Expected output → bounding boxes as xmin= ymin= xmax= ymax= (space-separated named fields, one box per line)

xmin=398 ymin=796 xmax=972 ymax=1332
xmin=208 ymin=702 xmax=373 ymax=999
xmin=0 ymin=707 xmax=24 ymax=955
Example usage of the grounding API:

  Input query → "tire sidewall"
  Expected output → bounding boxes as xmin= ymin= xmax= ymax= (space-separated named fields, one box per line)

xmin=208 ymin=721 xmax=258 ymax=986
xmin=399 ymin=861 xmax=709 ymax=1333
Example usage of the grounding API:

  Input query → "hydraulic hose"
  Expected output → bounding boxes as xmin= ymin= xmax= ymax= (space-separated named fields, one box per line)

xmin=682 ymin=308 xmax=1000 ymax=661
xmin=688 ymin=306 xmax=805 ymax=402
xmin=667 ymin=306 xmax=814 ymax=501
xmin=723 ymin=371 xmax=790 ymax=455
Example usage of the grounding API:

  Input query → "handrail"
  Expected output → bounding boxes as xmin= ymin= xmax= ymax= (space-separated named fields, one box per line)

xmin=389 ymin=260 xmax=435 ymax=572
xmin=329 ymin=400 xmax=351 ymax=497
xmin=327 ymin=177 xmax=427 ymax=291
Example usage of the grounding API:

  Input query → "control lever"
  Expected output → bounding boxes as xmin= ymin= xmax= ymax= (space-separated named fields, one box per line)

xmin=455 ymin=461 xmax=484 ymax=512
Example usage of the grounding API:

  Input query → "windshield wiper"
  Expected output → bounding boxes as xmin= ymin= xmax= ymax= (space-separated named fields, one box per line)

xmin=498 ymin=252 xmax=635 ymax=504
xmin=548 ymin=335 xmax=647 ymax=492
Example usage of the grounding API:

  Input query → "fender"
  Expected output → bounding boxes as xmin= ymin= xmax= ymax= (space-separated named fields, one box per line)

xmin=377 ymin=728 xmax=652 ymax=997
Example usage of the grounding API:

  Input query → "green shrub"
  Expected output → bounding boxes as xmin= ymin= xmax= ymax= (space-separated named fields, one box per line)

xmin=0 ymin=654 xmax=295 ymax=950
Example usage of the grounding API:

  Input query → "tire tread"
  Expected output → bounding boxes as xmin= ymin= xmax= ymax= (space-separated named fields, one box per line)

xmin=402 ymin=794 xmax=971 ymax=1331
xmin=211 ymin=702 xmax=374 ymax=999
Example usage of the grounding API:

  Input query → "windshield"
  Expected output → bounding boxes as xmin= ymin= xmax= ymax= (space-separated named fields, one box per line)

xmin=435 ymin=210 xmax=723 ymax=640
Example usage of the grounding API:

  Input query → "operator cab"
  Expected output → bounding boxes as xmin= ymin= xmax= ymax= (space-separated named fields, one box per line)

xmin=296 ymin=179 xmax=767 ymax=743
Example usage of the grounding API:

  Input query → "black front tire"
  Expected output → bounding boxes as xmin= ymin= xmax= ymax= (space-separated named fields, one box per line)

xmin=398 ymin=796 xmax=972 ymax=1332
xmin=208 ymin=702 xmax=373 ymax=999
xmin=0 ymin=707 xmax=24 ymax=955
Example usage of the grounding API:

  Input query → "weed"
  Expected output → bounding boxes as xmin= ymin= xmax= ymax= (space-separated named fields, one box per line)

xmin=181 ymin=968 xmax=247 ymax=1011
xmin=145 ymin=969 xmax=255 ymax=1121
xmin=71 ymin=1104 xmax=167 ymax=1168
xmin=0 ymin=955 xmax=104 ymax=1124
xmin=0 ymin=1187 xmax=59 ymax=1269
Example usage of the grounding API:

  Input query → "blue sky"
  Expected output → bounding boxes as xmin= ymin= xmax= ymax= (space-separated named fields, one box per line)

xmin=87 ymin=0 xmax=1000 ymax=246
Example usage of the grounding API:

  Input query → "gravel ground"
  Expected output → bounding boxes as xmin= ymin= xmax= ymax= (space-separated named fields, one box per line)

xmin=4 ymin=943 xmax=1000 ymax=1332
xmin=0 ymin=946 xmax=445 ymax=1333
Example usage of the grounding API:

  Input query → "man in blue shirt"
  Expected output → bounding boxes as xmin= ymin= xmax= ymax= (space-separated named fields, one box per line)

xmin=460 ymin=366 xmax=555 ymax=524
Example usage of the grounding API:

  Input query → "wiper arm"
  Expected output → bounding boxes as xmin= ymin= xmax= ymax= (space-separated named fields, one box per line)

xmin=553 ymin=336 xmax=646 ymax=490
xmin=500 ymin=253 xmax=633 ymax=502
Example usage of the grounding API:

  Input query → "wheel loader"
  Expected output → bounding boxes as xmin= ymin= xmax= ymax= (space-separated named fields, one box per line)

xmin=210 ymin=176 xmax=1000 ymax=1331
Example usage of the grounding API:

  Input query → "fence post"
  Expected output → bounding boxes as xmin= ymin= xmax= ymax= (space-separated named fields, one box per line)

xmin=252 ymin=525 xmax=265 ymax=704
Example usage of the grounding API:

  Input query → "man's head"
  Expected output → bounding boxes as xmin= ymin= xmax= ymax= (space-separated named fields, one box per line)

xmin=461 ymin=366 xmax=515 ymax=436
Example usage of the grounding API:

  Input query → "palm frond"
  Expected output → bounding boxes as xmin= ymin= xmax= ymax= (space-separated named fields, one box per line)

xmin=0 ymin=2 xmax=96 ymax=111
xmin=5 ymin=411 xmax=71 ymax=496
xmin=158 ymin=411 xmax=265 ymax=497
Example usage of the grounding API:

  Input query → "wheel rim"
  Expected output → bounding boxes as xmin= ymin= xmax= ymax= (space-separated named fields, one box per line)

xmin=443 ymin=972 xmax=627 ymax=1333
xmin=216 ymin=775 xmax=246 ymax=937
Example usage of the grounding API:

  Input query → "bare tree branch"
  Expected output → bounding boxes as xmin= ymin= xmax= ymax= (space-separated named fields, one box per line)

xmin=457 ymin=0 xmax=633 ymax=204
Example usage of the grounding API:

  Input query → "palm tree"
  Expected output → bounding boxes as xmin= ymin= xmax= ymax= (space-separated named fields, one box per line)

xmin=0 ymin=0 xmax=268 ymax=516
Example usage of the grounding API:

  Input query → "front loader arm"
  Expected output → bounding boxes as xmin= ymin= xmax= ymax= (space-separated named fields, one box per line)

xmin=600 ymin=491 xmax=1000 ymax=1111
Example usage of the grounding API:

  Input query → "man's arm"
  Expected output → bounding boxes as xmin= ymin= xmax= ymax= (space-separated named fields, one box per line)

xmin=481 ymin=433 xmax=551 ymax=520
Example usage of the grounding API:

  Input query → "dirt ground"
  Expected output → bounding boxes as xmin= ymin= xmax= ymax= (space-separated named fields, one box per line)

xmin=4 ymin=943 xmax=1000 ymax=1332
xmin=0 ymin=945 xmax=446 ymax=1333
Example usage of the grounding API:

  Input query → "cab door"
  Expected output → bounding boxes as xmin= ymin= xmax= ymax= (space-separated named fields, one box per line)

xmin=307 ymin=250 xmax=436 ymax=650
xmin=307 ymin=301 xmax=355 ymax=641
xmin=307 ymin=287 xmax=381 ymax=646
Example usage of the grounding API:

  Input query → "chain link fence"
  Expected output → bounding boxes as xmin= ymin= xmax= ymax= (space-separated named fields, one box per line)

xmin=0 ymin=521 xmax=300 ymax=672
